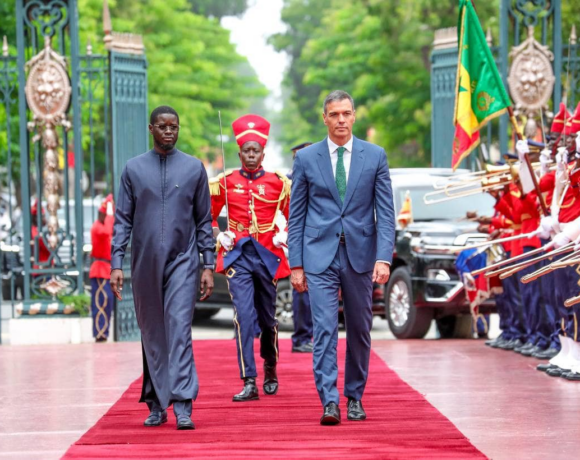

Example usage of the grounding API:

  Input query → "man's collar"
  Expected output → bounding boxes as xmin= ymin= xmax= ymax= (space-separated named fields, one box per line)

xmin=327 ymin=136 xmax=354 ymax=154
xmin=239 ymin=166 xmax=266 ymax=180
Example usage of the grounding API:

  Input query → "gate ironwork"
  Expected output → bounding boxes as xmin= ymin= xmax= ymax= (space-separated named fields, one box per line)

xmin=109 ymin=47 xmax=149 ymax=341
xmin=430 ymin=0 xmax=564 ymax=167
xmin=0 ymin=0 xmax=148 ymax=343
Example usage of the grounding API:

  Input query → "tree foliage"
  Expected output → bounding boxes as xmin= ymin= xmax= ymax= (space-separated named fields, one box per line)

xmin=272 ymin=0 xmax=500 ymax=167
xmin=188 ymin=0 xmax=249 ymax=19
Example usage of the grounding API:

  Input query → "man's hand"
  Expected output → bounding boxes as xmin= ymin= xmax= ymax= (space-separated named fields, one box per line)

xmin=217 ymin=231 xmax=235 ymax=252
xmin=199 ymin=269 xmax=214 ymax=301
xmin=110 ymin=269 xmax=124 ymax=300
xmin=291 ymin=267 xmax=308 ymax=293
xmin=372 ymin=262 xmax=390 ymax=285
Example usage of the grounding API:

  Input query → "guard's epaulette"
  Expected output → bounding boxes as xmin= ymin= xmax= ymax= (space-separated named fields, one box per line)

xmin=275 ymin=170 xmax=291 ymax=199
xmin=209 ymin=169 xmax=234 ymax=196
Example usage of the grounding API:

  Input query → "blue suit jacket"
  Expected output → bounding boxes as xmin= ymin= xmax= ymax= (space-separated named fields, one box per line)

xmin=288 ymin=136 xmax=396 ymax=274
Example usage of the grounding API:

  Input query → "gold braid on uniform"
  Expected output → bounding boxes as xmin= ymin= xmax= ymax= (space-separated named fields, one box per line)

xmin=209 ymin=169 xmax=234 ymax=196
xmin=243 ymin=171 xmax=291 ymax=241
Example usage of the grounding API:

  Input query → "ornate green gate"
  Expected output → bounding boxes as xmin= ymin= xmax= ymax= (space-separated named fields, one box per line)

xmin=109 ymin=47 xmax=149 ymax=341
xmin=430 ymin=0 xmax=565 ymax=167
xmin=0 ymin=0 xmax=148 ymax=343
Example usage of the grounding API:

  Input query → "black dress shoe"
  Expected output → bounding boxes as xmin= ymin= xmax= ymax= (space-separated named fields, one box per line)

xmin=144 ymin=410 xmax=168 ymax=427
xmin=263 ymin=362 xmax=278 ymax=395
xmin=499 ymin=338 xmax=523 ymax=350
xmin=521 ymin=345 xmax=543 ymax=357
xmin=292 ymin=342 xmax=314 ymax=353
xmin=489 ymin=336 xmax=509 ymax=348
xmin=233 ymin=378 xmax=259 ymax=402
xmin=320 ymin=402 xmax=341 ymax=425
xmin=347 ymin=398 xmax=366 ymax=421
xmin=176 ymin=415 xmax=195 ymax=430
xmin=564 ymin=371 xmax=580 ymax=381
xmin=514 ymin=341 xmax=534 ymax=353
xmin=547 ymin=367 xmax=566 ymax=377
xmin=536 ymin=363 xmax=557 ymax=372
xmin=532 ymin=347 xmax=559 ymax=359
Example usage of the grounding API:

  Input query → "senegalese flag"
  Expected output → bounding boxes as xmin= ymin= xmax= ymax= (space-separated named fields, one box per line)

xmin=452 ymin=0 xmax=512 ymax=170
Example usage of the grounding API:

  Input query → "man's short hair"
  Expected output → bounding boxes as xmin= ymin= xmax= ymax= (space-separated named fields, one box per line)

xmin=150 ymin=106 xmax=179 ymax=125
xmin=323 ymin=90 xmax=355 ymax=114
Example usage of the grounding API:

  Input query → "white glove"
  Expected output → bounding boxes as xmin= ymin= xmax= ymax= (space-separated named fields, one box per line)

xmin=553 ymin=231 xmax=571 ymax=249
xmin=273 ymin=231 xmax=288 ymax=248
xmin=574 ymin=235 xmax=580 ymax=252
xmin=516 ymin=139 xmax=529 ymax=161
xmin=539 ymin=149 xmax=551 ymax=175
xmin=217 ymin=231 xmax=235 ymax=251
xmin=576 ymin=134 xmax=580 ymax=155
xmin=556 ymin=147 xmax=568 ymax=173
xmin=536 ymin=215 xmax=554 ymax=239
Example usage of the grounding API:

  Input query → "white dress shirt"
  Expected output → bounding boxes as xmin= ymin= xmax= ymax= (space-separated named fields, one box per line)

xmin=327 ymin=136 xmax=354 ymax=181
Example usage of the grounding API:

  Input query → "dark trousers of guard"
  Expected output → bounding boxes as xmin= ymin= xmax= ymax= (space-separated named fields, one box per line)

xmin=538 ymin=252 xmax=561 ymax=350
xmin=91 ymin=278 xmax=114 ymax=340
xmin=227 ymin=242 xmax=279 ymax=380
xmin=517 ymin=246 xmax=545 ymax=346
xmin=501 ymin=252 xmax=525 ymax=341
xmin=292 ymin=289 xmax=313 ymax=347
xmin=554 ymin=264 xmax=580 ymax=339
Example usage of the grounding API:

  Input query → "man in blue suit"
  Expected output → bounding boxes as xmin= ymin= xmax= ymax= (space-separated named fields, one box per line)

xmin=288 ymin=90 xmax=395 ymax=425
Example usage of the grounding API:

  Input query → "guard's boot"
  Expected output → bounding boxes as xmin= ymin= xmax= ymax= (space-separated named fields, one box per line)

xmin=233 ymin=378 xmax=259 ymax=402
xmin=263 ymin=362 xmax=279 ymax=395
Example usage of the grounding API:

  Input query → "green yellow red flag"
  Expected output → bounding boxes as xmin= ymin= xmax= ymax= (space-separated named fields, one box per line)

xmin=452 ymin=0 xmax=511 ymax=170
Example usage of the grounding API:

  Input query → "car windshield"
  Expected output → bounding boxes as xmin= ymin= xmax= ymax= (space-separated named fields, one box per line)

xmin=394 ymin=184 xmax=494 ymax=222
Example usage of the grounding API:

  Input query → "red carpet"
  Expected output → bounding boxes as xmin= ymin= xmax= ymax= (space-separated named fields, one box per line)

xmin=63 ymin=339 xmax=485 ymax=459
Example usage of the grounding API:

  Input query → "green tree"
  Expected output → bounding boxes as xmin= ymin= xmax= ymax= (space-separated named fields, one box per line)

xmin=273 ymin=0 xmax=500 ymax=166
xmin=188 ymin=0 xmax=248 ymax=19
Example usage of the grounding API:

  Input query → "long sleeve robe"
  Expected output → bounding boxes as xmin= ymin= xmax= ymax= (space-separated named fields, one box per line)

xmin=112 ymin=148 xmax=214 ymax=409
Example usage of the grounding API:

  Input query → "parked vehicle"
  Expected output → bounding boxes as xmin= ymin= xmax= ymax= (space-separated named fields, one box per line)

xmin=383 ymin=168 xmax=495 ymax=339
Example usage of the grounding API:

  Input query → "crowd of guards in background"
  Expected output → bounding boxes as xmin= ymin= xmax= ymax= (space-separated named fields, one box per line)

xmin=467 ymin=103 xmax=580 ymax=381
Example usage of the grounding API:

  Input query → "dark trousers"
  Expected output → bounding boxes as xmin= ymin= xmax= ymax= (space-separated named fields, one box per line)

xmin=227 ymin=242 xmax=279 ymax=380
xmin=502 ymin=252 xmax=525 ymax=341
xmin=90 ymin=278 xmax=113 ymax=340
xmin=306 ymin=244 xmax=373 ymax=406
xmin=538 ymin=239 xmax=560 ymax=349
xmin=516 ymin=246 xmax=546 ymax=346
xmin=496 ymin=281 xmax=512 ymax=340
xmin=553 ymin=258 xmax=578 ymax=339
xmin=291 ymin=289 xmax=313 ymax=346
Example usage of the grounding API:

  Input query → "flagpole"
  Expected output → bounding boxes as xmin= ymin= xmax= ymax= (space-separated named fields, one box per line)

xmin=507 ymin=105 xmax=549 ymax=215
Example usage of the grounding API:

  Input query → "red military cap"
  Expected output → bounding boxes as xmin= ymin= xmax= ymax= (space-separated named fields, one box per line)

xmin=98 ymin=201 xmax=108 ymax=214
xmin=232 ymin=114 xmax=270 ymax=148
xmin=551 ymin=102 xmax=572 ymax=133
xmin=31 ymin=199 xmax=44 ymax=217
xmin=565 ymin=101 xmax=580 ymax=135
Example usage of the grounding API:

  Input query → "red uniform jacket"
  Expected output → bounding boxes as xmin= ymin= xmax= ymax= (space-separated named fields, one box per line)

xmin=210 ymin=167 xmax=291 ymax=279
xmin=89 ymin=215 xmax=113 ymax=279
xmin=558 ymin=166 xmax=580 ymax=223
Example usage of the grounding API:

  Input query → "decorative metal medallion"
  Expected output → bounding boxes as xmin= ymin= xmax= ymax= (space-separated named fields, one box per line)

xmin=508 ymin=26 xmax=555 ymax=116
xmin=25 ymin=35 xmax=72 ymax=251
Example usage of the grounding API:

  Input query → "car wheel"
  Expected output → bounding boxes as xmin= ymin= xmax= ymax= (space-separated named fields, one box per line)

xmin=385 ymin=267 xmax=433 ymax=339
xmin=193 ymin=307 xmax=221 ymax=321
xmin=275 ymin=279 xmax=294 ymax=331
xmin=436 ymin=314 xmax=473 ymax=339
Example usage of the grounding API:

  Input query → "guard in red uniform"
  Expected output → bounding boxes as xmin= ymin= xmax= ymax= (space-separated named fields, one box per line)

xmin=30 ymin=199 xmax=50 ymax=269
xmin=90 ymin=195 xmax=114 ymax=342
xmin=210 ymin=114 xmax=291 ymax=401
